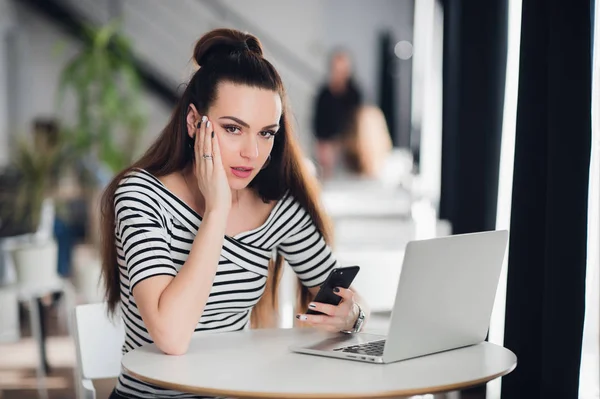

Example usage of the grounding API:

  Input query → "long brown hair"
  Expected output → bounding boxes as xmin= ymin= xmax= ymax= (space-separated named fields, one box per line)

xmin=100 ymin=28 xmax=332 ymax=328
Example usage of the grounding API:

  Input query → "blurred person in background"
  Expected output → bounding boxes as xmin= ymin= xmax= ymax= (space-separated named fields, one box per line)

xmin=100 ymin=28 xmax=369 ymax=399
xmin=312 ymin=49 xmax=362 ymax=179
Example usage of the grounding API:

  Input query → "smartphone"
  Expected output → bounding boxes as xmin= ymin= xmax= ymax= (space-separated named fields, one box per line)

xmin=306 ymin=266 xmax=360 ymax=315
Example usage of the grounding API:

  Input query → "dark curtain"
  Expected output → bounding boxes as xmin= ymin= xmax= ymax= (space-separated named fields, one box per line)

xmin=501 ymin=0 xmax=593 ymax=397
xmin=439 ymin=1 xmax=508 ymax=396
xmin=378 ymin=31 xmax=398 ymax=147
xmin=439 ymin=0 xmax=508 ymax=238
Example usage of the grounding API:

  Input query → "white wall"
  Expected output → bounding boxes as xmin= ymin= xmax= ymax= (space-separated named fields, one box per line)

xmin=410 ymin=0 xmax=444 ymax=203
xmin=580 ymin=2 xmax=600 ymax=395
xmin=6 ymin=3 xmax=172 ymax=161
xmin=0 ymin=0 xmax=16 ymax=167
xmin=9 ymin=4 xmax=81 ymax=138
xmin=218 ymin=0 xmax=327 ymax=74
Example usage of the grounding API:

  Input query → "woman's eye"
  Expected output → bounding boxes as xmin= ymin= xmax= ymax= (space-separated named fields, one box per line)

xmin=260 ymin=130 xmax=276 ymax=138
xmin=224 ymin=125 xmax=241 ymax=134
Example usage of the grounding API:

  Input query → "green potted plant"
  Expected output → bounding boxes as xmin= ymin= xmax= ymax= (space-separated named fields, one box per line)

xmin=7 ymin=132 xmax=63 ymax=285
xmin=54 ymin=21 xmax=147 ymax=300
xmin=56 ymin=21 xmax=146 ymax=243
xmin=57 ymin=20 xmax=146 ymax=180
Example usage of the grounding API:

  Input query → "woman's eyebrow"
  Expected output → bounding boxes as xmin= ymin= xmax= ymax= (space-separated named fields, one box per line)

xmin=219 ymin=116 xmax=249 ymax=128
xmin=262 ymin=123 xmax=280 ymax=130
xmin=219 ymin=116 xmax=279 ymax=130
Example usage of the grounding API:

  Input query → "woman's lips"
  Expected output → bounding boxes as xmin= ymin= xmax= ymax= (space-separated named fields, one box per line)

xmin=230 ymin=167 xmax=254 ymax=178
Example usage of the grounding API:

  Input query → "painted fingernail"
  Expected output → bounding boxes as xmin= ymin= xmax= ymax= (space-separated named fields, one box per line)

xmin=298 ymin=315 xmax=307 ymax=321
xmin=206 ymin=120 xmax=211 ymax=128
xmin=333 ymin=287 xmax=340 ymax=293
xmin=201 ymin=115 xmax=207 ymax=122
xmin=196 ymin=122 xmax=201 ymax=129
xmin=308 ymin=303 xmax=316 ymax=309
xmin=211 ymin=131 xmax=214 ymax=138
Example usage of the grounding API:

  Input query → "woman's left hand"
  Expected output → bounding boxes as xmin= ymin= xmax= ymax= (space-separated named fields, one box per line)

xmin=296 ymin=287 xmax=359 ymax=333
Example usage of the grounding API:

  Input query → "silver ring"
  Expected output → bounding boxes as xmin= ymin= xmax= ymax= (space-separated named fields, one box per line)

xmin=202 ymin=154 xmax=213 ymax=160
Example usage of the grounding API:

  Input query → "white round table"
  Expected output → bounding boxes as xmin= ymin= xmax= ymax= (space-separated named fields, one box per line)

xmin=121 ymin=328 xmax=517 ymax=398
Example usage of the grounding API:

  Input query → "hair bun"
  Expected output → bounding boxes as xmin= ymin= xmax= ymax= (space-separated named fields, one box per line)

xmin=244 ymin=37 xmax=263 ymax=57
xmin=193 ymin=29 xmax=264 ymax=67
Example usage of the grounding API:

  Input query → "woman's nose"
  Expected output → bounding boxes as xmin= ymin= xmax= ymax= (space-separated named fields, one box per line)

xmin=240 ymin=136 xmax=259 ymax=159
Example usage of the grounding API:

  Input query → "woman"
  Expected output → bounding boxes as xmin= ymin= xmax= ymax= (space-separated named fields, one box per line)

xmin=100 ymin=28 xmax=368 ymax=399
xmin=313 ymin=49 xmax=362 ymax=179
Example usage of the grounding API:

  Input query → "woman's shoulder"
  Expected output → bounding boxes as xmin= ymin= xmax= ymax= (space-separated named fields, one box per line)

xmin=114 ymin=168 xmax=169 ymax=220
xmin=117 ymin=168 xmax=160 ymax=190
xmin=275 ymin=189 xmax=295 ymax=206
xmin=273 ymin=190 xmax=312 ymax=220
xmin=115 ymin=168 xmax=165 ymax=203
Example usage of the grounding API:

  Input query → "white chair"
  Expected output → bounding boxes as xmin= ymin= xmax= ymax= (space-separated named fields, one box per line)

xmin=72 ymin=303 xmax=125 ymax=399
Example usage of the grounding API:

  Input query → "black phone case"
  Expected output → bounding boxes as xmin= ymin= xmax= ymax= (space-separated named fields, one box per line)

xmin=306 ymin=266 xmax=360 ymax=315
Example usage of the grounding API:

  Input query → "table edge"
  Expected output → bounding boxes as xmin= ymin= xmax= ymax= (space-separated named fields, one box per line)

xmin=122 ymin=360 xmax=517 ymax=399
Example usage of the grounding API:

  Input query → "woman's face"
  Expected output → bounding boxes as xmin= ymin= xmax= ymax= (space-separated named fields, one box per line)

xmin=205 ymin=82 xmax=282 ymax=191
xmin=330 ymin=53 xmax=351 ymax=83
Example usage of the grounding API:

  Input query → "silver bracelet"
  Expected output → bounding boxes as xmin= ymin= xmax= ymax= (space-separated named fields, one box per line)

xmin=341 ymin=303 xmax=365 ymax=334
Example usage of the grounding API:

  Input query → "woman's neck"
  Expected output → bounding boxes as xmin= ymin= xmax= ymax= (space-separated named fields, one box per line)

xmin=230 ymin=187 xmax=252 ymax=208
xmin=181 ymin=167 xmax=251 ymax=212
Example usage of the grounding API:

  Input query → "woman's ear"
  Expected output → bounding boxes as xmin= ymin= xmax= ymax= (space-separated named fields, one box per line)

xmin=186 ymin=104 xmax=201 ymax=138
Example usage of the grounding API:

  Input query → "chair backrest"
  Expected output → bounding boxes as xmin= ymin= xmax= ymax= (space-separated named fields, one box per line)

xmin=73 ymin=302 xmax=125 ymax=380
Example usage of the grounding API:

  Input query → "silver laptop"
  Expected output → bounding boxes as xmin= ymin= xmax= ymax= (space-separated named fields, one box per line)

xmin=290 ymin=230 xmax=509 ymax=364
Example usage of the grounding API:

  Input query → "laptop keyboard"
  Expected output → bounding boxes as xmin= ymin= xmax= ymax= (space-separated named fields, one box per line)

xmin=333 ymin=339 xmax=386 ymax=357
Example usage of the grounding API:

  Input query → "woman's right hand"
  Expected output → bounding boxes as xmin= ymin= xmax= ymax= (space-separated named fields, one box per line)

xmin=193 ymin=116 xmax=231 ymax=216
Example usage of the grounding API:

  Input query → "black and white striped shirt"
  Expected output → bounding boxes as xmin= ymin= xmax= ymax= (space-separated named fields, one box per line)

xmin=114 ymin=169 xmax=338 ymax=398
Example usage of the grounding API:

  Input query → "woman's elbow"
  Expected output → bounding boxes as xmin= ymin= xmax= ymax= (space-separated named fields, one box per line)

xmin=151 ymin=329 xmax=191 ymax=355
xmin=155 ymin=337 xmax=189 ymax=356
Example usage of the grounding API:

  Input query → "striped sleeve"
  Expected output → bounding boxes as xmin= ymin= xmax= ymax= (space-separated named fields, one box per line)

xmin=277 ymin=205 xmax=339 ymax=288
xmin=115 ymin=178 xmax=177 ymax=291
